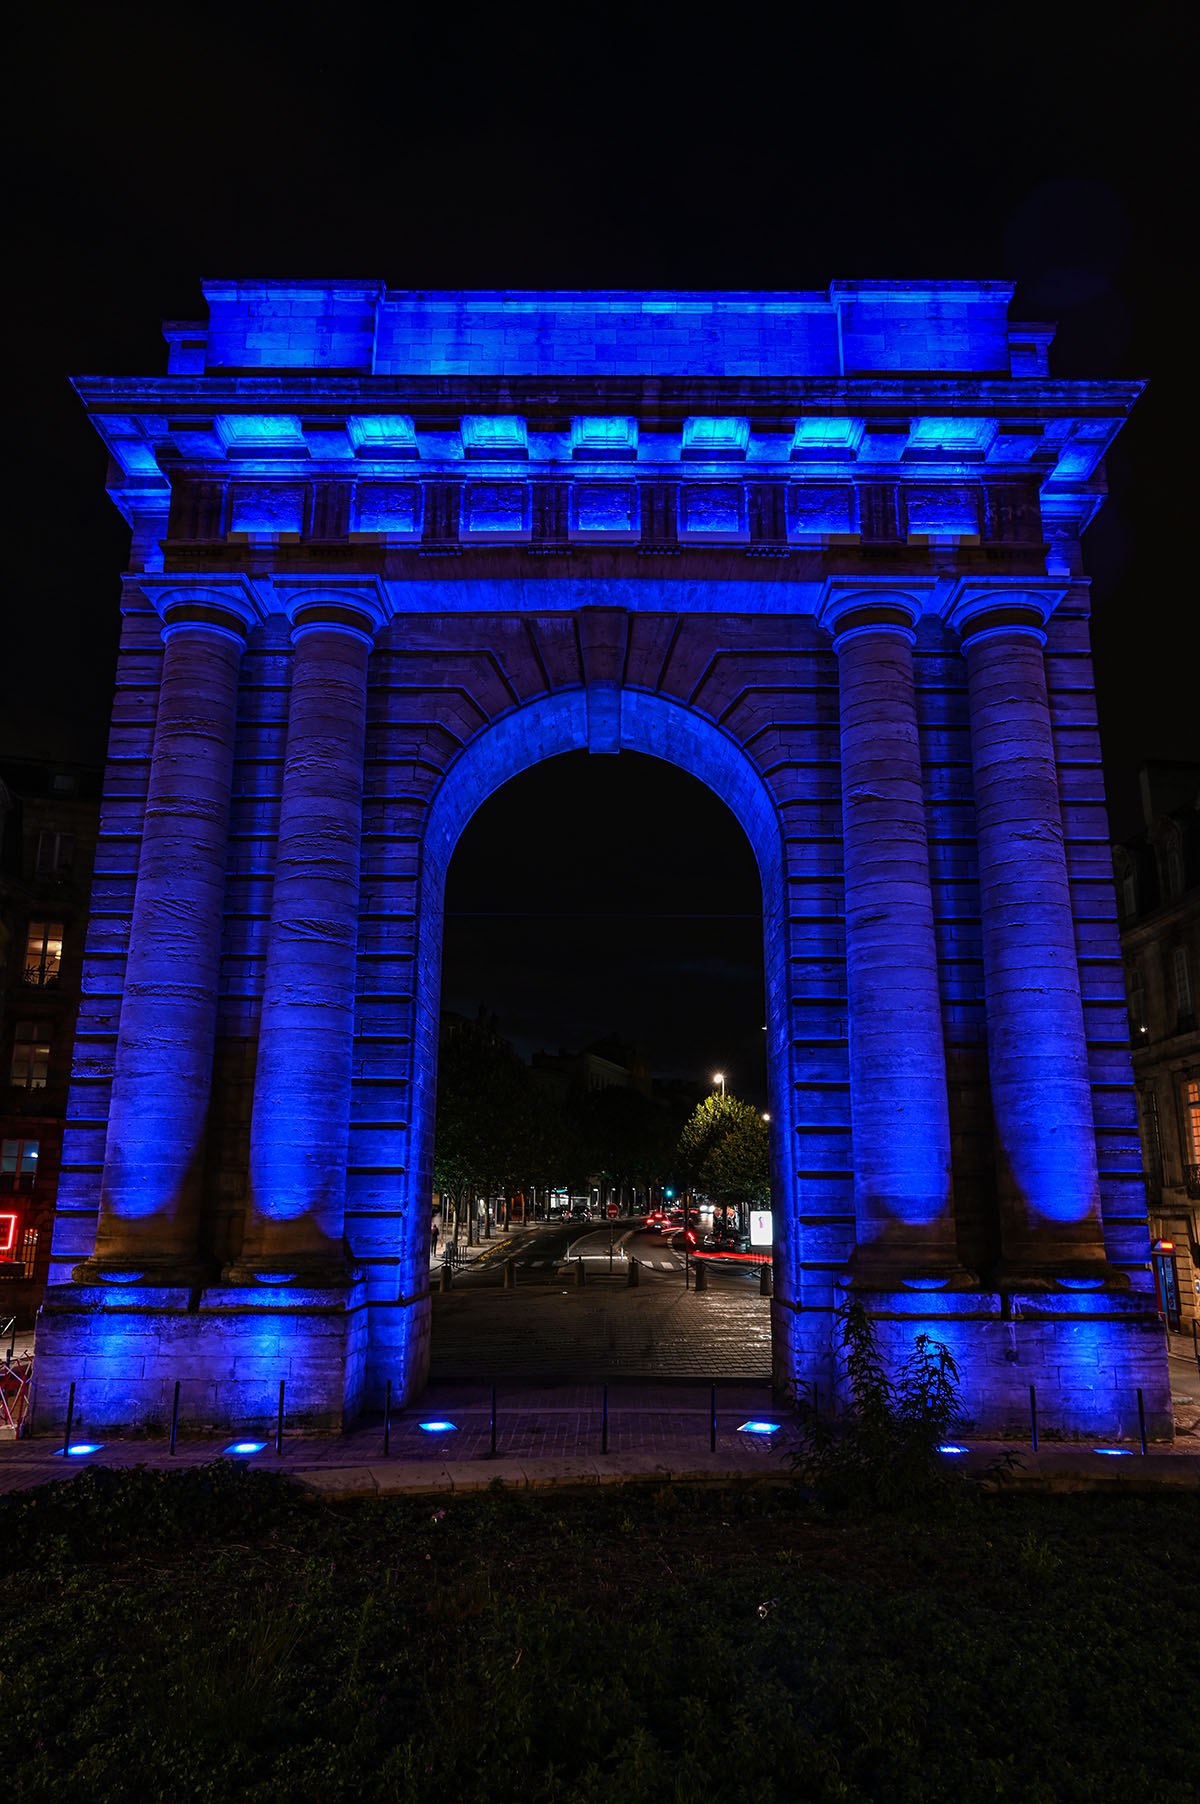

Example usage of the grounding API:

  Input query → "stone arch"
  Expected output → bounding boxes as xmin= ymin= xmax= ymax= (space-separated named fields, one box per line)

xmin=385 ymin=684 xmax=796 ymax=1397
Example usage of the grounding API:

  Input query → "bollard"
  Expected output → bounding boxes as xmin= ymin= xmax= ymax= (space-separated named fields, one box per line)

xmin=276 ymin=1379 xmax=286 ymax=1456
xmin=491 ymin=1385 xmax=497 ymax=1457
xmin=602 ymin=1383 xmax=609 ymax=1455
xmin=1137 ymin=1386 xmax=1147 ymax=1455
xmin=1029 ymin=1383 xmax=1038 ymax=1452
xmin=626 ymin=1255 xmax=639 ymax=1287
xmin=759 ymin=1261 xmax=773 ymax=1298
xmin=383 ymin=1379 xmax=392 ymax=1457
xmin=503 ymin=1257 xmax=515 ymax=1289
xmin=439 ymin=1262 xmax=453 ymax=1292
xmin=63 ymin=1380 xmax=76 ymax=1457
xmin=169 ymin=1380 xmax=181 ymax=1456
xmin=694 ymin=1259 xmax=709 ymax=1292
xmin=710 ymin=1382 xmax=717 ymax=1453
xmin=575 ymin=1256 xmax=586 ymax=1288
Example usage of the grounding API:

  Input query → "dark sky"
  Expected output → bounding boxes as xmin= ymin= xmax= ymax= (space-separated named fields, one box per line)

xmin=6 ymin=2 xmax=1194 ymax=1094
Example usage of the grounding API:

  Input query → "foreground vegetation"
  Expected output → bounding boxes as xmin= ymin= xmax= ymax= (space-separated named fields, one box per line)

xmin=3 ymin=1462 xmax=1197 ymax=1803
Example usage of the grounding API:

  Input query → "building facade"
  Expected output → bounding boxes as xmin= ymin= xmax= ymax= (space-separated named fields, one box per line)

xmin=0 ymin=759 xmax=101 ymax=1324
xmin=33 ymin=282 xmax=1171 ymax=1439
xmin=1115 ymin=763 xmax=1200 ymax=1336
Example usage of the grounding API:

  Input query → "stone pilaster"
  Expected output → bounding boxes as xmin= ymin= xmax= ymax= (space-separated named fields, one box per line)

xmin=951 ymin=587 xmax=1121 ymax=1288
xmin=230 ymin=588 xmax=389 ymax=1283
xmin=822 ymin=588 xmax=968 ymax=1287
xmin=74 ymin=582 xmax=260 ymax=1285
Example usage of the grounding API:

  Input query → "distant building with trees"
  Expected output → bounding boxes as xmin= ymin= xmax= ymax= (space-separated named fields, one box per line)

xmin=1114 ymin=762 xmax=1200 ymax=1335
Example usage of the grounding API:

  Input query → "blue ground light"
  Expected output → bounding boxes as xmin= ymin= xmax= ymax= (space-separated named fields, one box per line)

xmin=224 ymin=1441 xmax=268 ymax=1456
xmin=937 ymin=1444 xmax=970 ymax=1454
xmin=1092 ymin=1448 xmax=1135 ymax=1456
xmin=738 ymin=1420 xmax=782 ymax=1435
xmin=53 ymin=1444 xmax=104 ymax=1457
xmin=418 ymin=1420 xmax=458 ymax=1434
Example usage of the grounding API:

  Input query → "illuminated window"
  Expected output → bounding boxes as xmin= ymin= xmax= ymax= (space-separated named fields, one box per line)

xmin=1184 ymin=1079 xmax=1200 ymax=1164
xmin=23 ymin=922 xmax=63 ymax=987
xmin=9 ymin=1023 xmax=51 ymax=1090
xmin=35 ymin=832 xmax=75 ymax=875
xmin=1 ymin=1138 xmax=39 ymax=1187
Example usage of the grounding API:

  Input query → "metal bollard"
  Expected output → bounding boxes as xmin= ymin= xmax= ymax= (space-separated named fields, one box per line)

xmin=1137 ymin=1386 xmax=1147 ymax=1455
xmin=626 ymin=1255 xmax=639 ymax=1287
xmin=694 ymin=1259 xmax=709 ymax=1292
xmin=759 ymin=1261 xmax=773 ymax=1298
xmin=575 ymin=1256 xmax=586 ymax=1288
xmin=439 ymin=1262 xmax=453 ymax=1292
xmin=169 ymin=1380 xmax=181 ymax=1456
xmin=63 ymin=1380 xmax=76 ymax=1457
xmin=1029 ymin=1383 xmax=1038 ymax=1452
xmin=276 ymin=1379 xmax=286 ymax=1456
xmin=503 ymin=1257 xmax=516 ymax=1289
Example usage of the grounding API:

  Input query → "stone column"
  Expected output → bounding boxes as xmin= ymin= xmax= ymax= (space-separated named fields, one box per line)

xmin=953 ymin=589 xmax=1117 ymax=1285
xmin=232 ymin=590 xmax=386 ymax=1282
xmin=825 ymin=590 xmax=966 ymax=1286
xmin=77 ymin=584 xmax=259 ymax=1283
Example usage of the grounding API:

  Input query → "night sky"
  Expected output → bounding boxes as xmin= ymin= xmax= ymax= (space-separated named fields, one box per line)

xmin=7 ymin=3 xmax=1193 ymax=1099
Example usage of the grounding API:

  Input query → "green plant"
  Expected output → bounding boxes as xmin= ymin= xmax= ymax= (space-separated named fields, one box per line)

xmin=788 ymin=1296 xmax=970 ymax=1512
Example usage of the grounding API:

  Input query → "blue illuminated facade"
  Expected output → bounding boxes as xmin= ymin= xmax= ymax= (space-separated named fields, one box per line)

xmin=32 ymin=282 xmax=1172 ymax=1441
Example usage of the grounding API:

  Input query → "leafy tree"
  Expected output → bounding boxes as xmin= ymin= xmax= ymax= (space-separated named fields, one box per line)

xmin=677 ymin=1092 xmax=769 ymax=1228
xmin=434 ymin=1019 xmax=538 ymax=1243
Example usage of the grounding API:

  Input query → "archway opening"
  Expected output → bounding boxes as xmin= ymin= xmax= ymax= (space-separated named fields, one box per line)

xmin=429 ymin=747 xmax=773 ymax=1382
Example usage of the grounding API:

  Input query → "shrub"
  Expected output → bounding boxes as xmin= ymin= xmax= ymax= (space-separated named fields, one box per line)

xmin=788 ymin=1295 xmax=969 ymax=1511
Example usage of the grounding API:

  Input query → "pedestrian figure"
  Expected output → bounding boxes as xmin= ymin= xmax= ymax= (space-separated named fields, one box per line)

xmin=430 ymin=1222 xmax=440 ymax=1261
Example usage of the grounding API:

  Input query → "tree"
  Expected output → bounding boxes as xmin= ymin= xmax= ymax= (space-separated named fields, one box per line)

xmin=433 ymin=1018 xmax=538 ymax=1244
xmin=677 ymin=1092 xmax=770 ymax=1229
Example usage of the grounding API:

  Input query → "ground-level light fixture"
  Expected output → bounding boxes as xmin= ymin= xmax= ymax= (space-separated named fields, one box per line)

xmin=54 ymin=1443 xmax=104 ymax=1457
xmin=738 ymin=1420 xmax=781 ymax=1435
xmin=937 ymin=1444 xmax=969 ymax=1455
xmin=1092 ymin=1447 xmax=1134 ymax=1457
xmin=418 ymin=1420 xmax=458 ymax=1434
xmin=224 ymin=1440 xmax=267 ymax=1456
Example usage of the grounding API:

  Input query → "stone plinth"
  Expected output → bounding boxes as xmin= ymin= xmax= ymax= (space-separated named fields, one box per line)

xmin=32 ymin=1279 xmax=368 ymax=1436
xmin=772 ymin=1288 xmax=1172 ymax=1441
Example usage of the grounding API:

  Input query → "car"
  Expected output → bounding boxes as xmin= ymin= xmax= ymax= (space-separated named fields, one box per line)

xmin=657 ymin=1210 xmax=686 ymax=1233
xmin=568 ymin=1203 xmax=591 ymax=1221
xmin=644 ymin=1209 xmax=666 ymax=1229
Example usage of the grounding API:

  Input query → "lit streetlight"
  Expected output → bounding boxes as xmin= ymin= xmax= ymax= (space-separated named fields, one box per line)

xmin=713 ymin=1072 xmax=725 ymax=1098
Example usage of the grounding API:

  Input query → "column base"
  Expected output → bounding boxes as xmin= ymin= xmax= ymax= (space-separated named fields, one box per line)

xmin=32 ymin=1276 xmax=367 ymax=1436
xmin=991 ymin=1258 xmax=1131 ymax=1294
xmin=844 ymin=1244 xmax=979 ymax=1292
xmin=71 ymin=1255 xmax=217 ymax=1288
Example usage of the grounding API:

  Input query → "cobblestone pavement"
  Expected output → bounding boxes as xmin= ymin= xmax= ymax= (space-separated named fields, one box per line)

xmin=430 ymin=1269 xmax=772 ymax=1380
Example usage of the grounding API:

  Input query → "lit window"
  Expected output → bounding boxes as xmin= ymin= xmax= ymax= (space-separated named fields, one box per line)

xmin=35 ymin=832 xmax=75 ymax=875
xmin=9 ymin=1024 xmax=51 ymax=1090
xmin=23 ymin=922 xmax=63 ymax=988
xmin=1185 ymin=1079 xmax=1200 ymax=1164
xmin=1 ymin=1139 xmax=39 ymax=1187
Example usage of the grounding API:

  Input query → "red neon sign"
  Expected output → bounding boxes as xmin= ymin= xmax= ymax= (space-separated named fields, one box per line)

xmin=0 ymin=1213 xmax=17 ymax=1255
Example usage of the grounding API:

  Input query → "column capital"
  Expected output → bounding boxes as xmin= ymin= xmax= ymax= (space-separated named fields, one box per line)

xmin=131 ymin=576 xmax=266 ymax=644
xmin=943 ymin=581 xmax=1066 ymax=645
xmin=275 ymin=580 xmax=393 ymax=646
xmin=816 ymin=579 xmax=934 ymax=646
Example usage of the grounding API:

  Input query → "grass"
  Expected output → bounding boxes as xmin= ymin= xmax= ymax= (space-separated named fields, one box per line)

xmin=2 ymin=1463 xmax=1197 ymax=1803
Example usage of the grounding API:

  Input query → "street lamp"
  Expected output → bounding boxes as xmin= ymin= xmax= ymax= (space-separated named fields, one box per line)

xmin=761 ymin=1112 xmax=770 ymax=1122
xmin=713 ymin=1072 xmax=725 ymax=1098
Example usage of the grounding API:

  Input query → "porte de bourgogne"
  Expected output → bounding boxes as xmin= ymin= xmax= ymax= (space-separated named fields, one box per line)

xmin=32 ymin=282 xmax=1171 ymax=1442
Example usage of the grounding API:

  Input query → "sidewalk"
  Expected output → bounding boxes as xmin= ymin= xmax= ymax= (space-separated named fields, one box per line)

xmin=3 ymin=1373 xmax=1198 ymax=1499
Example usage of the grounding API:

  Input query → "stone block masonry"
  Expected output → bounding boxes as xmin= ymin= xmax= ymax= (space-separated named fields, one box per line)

xmin=31 ymin=282 xmax=1171 ymax=1440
